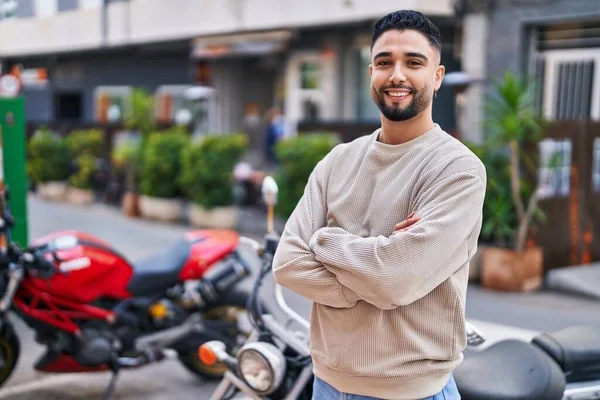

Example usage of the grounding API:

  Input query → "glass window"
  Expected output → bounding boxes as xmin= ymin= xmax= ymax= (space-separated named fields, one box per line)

xmin=356 ymin=47 xmax=379 ymax=121
xmin=593 ymin=137 xmax=600 ymax=192
xmin=300 ymin=62 xmax=321 ymax=90
xmin=537 ymin=138 xmax=572 ymax=199
xmin=94 ymin=86 xmax=131 ymax=123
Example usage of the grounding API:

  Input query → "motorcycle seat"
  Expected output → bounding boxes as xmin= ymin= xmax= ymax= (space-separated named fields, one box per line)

xmin=532 ymin=325 xmax=600 ymax=379
xmin=454 ymin=339 xmax=565 ymax=400
xmin=127 ymin=238 xmax=191 ymax=296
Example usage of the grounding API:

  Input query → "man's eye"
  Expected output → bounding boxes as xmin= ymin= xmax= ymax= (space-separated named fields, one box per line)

xmin=407 ymin=61 xmax=422 ymax=66
xmin=377 ymin=61 xmax=391 ymax=66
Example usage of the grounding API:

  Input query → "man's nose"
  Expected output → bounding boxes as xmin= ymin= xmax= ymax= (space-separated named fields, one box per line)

xmin=389 ymin=63 xmax=406 ymax=84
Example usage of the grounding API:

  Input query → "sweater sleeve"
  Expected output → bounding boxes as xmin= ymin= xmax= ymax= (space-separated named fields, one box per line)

xmin=309 ymin=169 xmax=486 ymax=309
xmin=272 ymin=146 xmax=358 ymax=309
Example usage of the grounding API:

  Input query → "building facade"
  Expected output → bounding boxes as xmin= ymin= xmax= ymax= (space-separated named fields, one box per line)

xmin=0 ymin=0 xmax=460 ymax=160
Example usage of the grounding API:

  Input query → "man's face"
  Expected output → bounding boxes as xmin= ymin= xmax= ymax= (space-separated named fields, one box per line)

xmin=370 ymin=29 xmax=445 ymax=122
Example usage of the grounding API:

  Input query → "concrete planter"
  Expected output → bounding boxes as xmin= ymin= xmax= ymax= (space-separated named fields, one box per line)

xmin=38 ymin=181 xmax=68 ymax=201
xmin=139 ymin=195 xmax=183 ymax=222
xmin=67 ymin=187 xmax=94 ymax=205
xmin=188 ymin=203 xmax=238 ymax=229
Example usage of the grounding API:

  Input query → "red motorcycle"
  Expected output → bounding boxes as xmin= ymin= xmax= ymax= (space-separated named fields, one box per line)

xmin=0 ymin=188 xmax=258 ymax=398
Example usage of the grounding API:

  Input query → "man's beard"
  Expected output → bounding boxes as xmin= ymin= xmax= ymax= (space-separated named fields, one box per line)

xmin=371 ymin=85 xmax=431 ymax=122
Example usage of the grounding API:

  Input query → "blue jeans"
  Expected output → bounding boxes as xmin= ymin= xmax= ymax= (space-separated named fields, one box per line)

xmin=312 ymin=374 xmax=460 ymax=400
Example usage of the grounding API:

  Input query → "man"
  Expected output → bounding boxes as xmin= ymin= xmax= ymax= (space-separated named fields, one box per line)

xmin=273 ymin=10 xmax=486 ymax=400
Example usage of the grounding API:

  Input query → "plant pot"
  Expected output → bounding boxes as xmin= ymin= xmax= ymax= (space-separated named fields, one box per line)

xmin=480 ymin=246 xmax=544 ymax=292
xmin=139 ymin=195 xmax=183 ymax=222
xmin=188 ymin=203 xmax=239 ymax=229
xmin=121 ymin=191 xmax=140 ymax=218
xmin=67 ymin=187 xmax=94 ymax=205
xmin=38 ymin=181 xmax=68 ymax=201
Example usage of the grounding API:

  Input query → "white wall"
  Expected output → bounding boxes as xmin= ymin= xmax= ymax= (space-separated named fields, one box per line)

xmin=0 ymin=6 xmax=102 ymax=55
xmin=0 ymin=0 xmax=453 ymax=56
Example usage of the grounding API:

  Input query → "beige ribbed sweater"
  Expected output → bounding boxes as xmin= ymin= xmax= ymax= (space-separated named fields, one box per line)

xmin=272 ymin=125 xmax=487 ymax=399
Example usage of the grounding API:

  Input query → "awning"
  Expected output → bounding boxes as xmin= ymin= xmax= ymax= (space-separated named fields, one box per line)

xmin=191 ymin=29 xmax=293 ymax=59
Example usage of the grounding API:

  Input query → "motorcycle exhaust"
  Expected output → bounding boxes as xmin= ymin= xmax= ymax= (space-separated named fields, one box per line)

xmin=134 ymin=312 xmax=203 ymax=352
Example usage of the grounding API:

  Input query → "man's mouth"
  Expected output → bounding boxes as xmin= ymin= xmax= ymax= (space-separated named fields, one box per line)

xmin=384 ymin=90 xmax=412 ymax=101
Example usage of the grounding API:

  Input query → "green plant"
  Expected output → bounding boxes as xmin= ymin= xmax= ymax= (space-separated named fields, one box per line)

xmin=180 ymin=133 xmax=248 ymax=209
xmin=139 ymin=128 xmax=189 ymax=198
xmin=484 ymin=72 xmax=546 ymax=251
xmin=68 ymin=154 xmax=99 ymax=190
xmin=275 ymin=133 xmax=339 ymax=218
xmin=112 ymin=139 xmax=141 ymax=191
xmin=125 ymin=88 xmax=156 ymax=135
xmin=65 ymin=129 xmax=104 ymax=158
xmin=27 ymin=128 xmax=71 ymax=183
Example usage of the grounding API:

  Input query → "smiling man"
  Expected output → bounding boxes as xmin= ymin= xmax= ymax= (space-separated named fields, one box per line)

xmin=273 ymin=10 xmax=486 ymax=400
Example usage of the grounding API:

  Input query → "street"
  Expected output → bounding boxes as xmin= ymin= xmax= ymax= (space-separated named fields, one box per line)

xmin=0 ymin=194 xmax=599 ymax=399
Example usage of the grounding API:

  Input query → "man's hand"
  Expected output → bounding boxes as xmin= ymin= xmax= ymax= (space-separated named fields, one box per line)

xmin=393 ymin=211 xmax=420 ymax=235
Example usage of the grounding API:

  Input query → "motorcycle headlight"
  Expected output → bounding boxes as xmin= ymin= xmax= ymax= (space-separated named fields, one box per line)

xmin=236 ymin=342 xmax=286 ymax=395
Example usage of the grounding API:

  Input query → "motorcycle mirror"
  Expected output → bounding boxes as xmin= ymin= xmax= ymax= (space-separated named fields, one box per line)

xmin=262 ymin=176 xmax=278 ymax=207
xmin=466 ymin=321 xmax=487 ymax=347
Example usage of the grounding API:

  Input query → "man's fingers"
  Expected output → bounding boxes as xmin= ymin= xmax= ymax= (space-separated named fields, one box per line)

xmin=394 ymin=217 xmax=420 ymax=230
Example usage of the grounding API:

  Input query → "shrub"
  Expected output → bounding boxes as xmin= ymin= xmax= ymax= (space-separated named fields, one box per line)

xmin=275 ymin=133 xmax=339 ymax=218
xmin=139 ymin=128 xmax=189 ymax=198
xmin=27 ymin=128 xmax=71 ymax=183
xmin=65 ymin=129 xmax=105 ymax=158
xmin=68 ymin=154 xmax=99 ymax=190
xmin=180 ymin=133 xmax=248 ymax=209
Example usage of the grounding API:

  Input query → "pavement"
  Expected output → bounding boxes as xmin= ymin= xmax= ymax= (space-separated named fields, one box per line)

xmin=0 ymin=194 xmax=598 ymax=399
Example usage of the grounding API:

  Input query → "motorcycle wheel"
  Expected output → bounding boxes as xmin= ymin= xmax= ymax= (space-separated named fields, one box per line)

xmin=179 ymin=288 xmax=258 ymax=380
xmin=0 ymin=321 xmax=20 ymax=386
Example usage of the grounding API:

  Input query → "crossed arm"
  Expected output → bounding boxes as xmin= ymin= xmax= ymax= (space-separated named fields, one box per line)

xmin=272 ymin=148 xmax=359 ymax=308
xmin=273 ymin=154 xmax=486 ymax=310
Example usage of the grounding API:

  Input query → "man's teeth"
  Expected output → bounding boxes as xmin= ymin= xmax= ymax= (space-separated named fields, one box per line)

xmin=388 ymin=92 xmax=409 ymax=97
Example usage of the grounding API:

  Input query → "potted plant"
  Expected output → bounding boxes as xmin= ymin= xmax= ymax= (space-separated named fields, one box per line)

xmin=180 ymin=133 xmax=248 ymax=229
xmin=122 ymin=88 xmax=157 ymax=216
xmin=67 ymin=154 xmax=99 ymax=204
xmin=479 ymin=72 xmax=547 ymax=292
xmin=27 ymin=128 xmax=71 ymax=201
xmin=139 ymin=127 xmax=189 ymax=222
xmin=111 ymin=138 xmax=141 ymax=216
xmin=65 ymin=129 xmax=104 ymax=204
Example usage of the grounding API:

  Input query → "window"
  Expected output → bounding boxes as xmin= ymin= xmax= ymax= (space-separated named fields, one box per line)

xmin=94 ymin=86 xmax=131 ymax=123
xmin=154 ymin=85 xmax=192 ymax=124
xmin=0 ymin=0 xmax=18 ymax=19
xmin=34 ymin=0 xmax=57 ymax=17
xmin=593 ymin=137 xmax=600 ymax=192
xmin=537 ymin=138 xmax=572 ymax=199
xmin=356 ymin=47 xmax=379 ymax=121
xmin=300 ymin=62 xmax=321 ymax=90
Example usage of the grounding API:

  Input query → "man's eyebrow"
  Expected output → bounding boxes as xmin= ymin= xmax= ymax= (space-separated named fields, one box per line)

xmin=373 ymin=51 xmax=429 ymax=62
xmin=405 ymin=52 xmax=428 ymax=61
xmin=373 ymin=51 xmax=392 ymax=60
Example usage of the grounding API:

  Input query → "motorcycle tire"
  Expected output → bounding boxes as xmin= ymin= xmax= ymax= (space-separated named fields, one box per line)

xmin=0 ymin=321 xmax=20 ymax=386
xmin=178 ymin=287 xmax=264 ymax=380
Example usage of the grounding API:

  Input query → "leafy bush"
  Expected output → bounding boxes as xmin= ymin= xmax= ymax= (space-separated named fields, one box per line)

xmin=27 ymin=128 xmax=71 ymax=183
xmin=66 ymin=129 xmax=104 ymax=157
xmin=140 ymin=128 xmax=189 ymax=198
xmin=275 ymin=133 xmax=339 ymax=218
xmin=180 ymin=133 xmax=248 ymax=209
xmin=68 ymin=154 xmax=99 ymax=190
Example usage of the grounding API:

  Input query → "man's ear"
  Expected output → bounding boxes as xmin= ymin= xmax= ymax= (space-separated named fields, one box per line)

xmin=369 ymin=63 xmax=373 ymax=78
xmin=434 ymin=65 xmax=446 ymax=92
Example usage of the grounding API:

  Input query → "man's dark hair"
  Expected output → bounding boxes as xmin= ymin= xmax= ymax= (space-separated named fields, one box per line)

xmin=371 ymin=10 xmax=441 ymax=54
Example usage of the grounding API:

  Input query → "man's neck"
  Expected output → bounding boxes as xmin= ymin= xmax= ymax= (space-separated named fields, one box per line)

xmin=378 ymin=113 xmax=435 ymax=145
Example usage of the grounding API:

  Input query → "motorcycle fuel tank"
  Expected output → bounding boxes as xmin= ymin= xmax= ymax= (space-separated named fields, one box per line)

xmin=28 ymin=230 xmax=134 ymax=303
